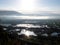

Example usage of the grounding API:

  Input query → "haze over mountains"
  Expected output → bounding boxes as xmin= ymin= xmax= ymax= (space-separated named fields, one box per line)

xmin=0 ymin=10 xmax=60 ymax=16
xmin=0 ymin=10 xmax=22 ymax=15
xmin=0 ymin=10 xmax=60 ymax=24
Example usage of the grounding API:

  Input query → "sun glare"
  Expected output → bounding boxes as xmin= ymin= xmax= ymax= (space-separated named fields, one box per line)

xmin=18 ymin=29 xmax=37 ymax=37
xmin=20 ymin=0 xmax=35 ymax=13
xmin=25 ymin=31 xmax=30 ymax=37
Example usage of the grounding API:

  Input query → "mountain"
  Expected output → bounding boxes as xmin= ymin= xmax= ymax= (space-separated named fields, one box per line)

xmin=0 ymin=10 xmax=22 ymax=15
xmin=28 ymin=11 xmax=60 ymax=16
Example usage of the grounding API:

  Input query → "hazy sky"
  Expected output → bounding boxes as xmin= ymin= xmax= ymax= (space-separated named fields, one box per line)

xmin=0 ymin=0 xmax=60 ymax=14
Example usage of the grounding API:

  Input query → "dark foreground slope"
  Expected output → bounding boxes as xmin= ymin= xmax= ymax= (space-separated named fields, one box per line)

xmin=0 ymin=24 xmax=60 ymax=45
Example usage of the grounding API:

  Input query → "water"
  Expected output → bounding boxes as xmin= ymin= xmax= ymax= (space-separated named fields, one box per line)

xmin=0 ymin=15 xmax=60 ymax=20
xmin=0 ymin=19 xmax=60 ymax=45
xmin=16 ymin=24 xmax=40 ymax=28
xmin=0 ymin=15 xmax=60 ymax=40
xmin=1 ymin=23 xmax=60 ymax=37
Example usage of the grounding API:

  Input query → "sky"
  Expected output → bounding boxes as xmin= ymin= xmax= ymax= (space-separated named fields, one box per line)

xmin=0 ymin=0 xmax=60 ymax=14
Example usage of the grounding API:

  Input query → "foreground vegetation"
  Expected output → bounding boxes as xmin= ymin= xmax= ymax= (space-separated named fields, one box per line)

xmin=0 ymin=24 xmax=60 ymax=45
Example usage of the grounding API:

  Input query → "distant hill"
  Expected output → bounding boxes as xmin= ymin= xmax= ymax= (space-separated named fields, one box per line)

xmin=0 ymin=10 xmax=22 ymax=15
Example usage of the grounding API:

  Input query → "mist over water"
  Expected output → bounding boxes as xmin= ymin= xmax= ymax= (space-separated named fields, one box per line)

xmin=0 ymin=15 xmax=60 ymax=20
xmin=0 ymin=14 xmax=60 ymax=37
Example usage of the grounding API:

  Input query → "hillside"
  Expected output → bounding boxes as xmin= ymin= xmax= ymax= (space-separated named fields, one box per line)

xmin=0 ymin=10 xmax=22 ymax=15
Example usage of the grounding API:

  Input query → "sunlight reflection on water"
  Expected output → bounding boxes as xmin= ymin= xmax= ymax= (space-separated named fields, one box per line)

xmin=18 ymin=29 xmax=37 ymax=37
xmin=16 ymin=24 xmax=49 ymax=37
xmin=16 ymin=24 xmax=40 ymax=28
xmin=14 ymin=16 xmax=49 ymax=19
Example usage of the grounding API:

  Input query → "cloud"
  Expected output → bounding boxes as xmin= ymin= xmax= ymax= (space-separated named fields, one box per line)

xmin=33 ymin=6 xmax=60 ymax=14
xmin=0 ymin=0 xmax=60 ymax=14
